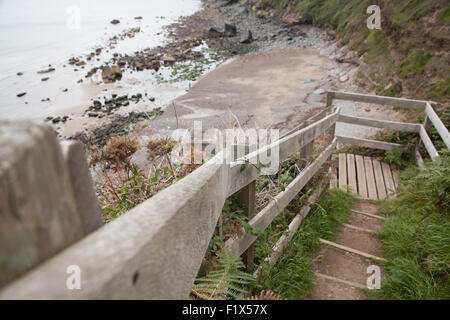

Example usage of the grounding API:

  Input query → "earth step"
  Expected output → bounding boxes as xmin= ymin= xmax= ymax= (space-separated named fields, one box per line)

xmin=312 ymin=276 xmax=366 ymax=300
xmin=319 ymin=238 xmax=386 ymax=262
xmin=336 ymin=226 xmax=384 ymax=257
xmin=348 ymin=211 xmax=382 ymax=232
xmin=342 ymin=223 xmax=376 ymax=233
xmin=313 ymin=246 xmax=372 ymax=284
xmin=351 ymin=209 xmax=385 ymax=220
xmin=314 ymin=272 xmax=366 ymax=289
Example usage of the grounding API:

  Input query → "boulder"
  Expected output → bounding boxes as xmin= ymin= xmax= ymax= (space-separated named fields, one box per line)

xmin=240 ymin=30 xmax=253 ymax=44
xmin=101 ymin=66 xmax=122 ymax=83
xmin=224 ymin=24 xmax=237 ymax=37
xmin=208 ymin=27 xmax=223 ymax=38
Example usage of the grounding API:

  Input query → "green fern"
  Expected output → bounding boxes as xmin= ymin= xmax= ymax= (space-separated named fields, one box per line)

xmin=192 ymin=248 xmax=255 ymax=300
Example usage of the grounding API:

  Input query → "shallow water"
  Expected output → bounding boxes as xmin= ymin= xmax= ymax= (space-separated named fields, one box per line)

xmin=0 ymin=0 xmax=201 ymax=119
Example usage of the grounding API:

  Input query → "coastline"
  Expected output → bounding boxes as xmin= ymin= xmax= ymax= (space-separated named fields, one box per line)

xmin=2 ymin=0 xmax=407 ymax=151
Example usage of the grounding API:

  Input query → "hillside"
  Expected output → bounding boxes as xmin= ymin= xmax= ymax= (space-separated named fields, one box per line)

xmin=251 ymin=0 xmax=449 ymax=104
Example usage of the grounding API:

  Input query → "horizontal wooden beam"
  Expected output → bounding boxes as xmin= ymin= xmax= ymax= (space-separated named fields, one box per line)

xmin=351 ymin=210 xmax=386 ymax=220
xmin=425 ymin=102 xmax=450 ymax=149
xmin=338 ymin=114 xmax=421 ymax=133
xmin=336 ymin=135 xmax=404 ymax=151
xmin=253 ymin=179 xmax=328 ymax=279
xmin=226 ymin=139 xmax=336 ymax=256
xmin=329 ymin=91 xmax=428 ymax=110
xmin=314 ymin=272 xmax=366 ymax=289
xmin=0 ymin=152 xmax=229 ymax=299
xmin=319 ymin=238 xmax=387 ymax=262
xmin=419 ymin=126 xmax=439 ymax=161
xmin=227 ymin=108 xmax=339 ymax=196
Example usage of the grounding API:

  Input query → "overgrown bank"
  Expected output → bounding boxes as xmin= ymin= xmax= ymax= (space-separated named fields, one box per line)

xmin=370 ymin=154 xmax=450 ymax=300
xmin=255 ymin=0 xmax=449 ymax=104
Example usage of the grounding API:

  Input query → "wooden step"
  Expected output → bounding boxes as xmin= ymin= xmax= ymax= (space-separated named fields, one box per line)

xmin=319 ymin=238 xmax=386 ymax=262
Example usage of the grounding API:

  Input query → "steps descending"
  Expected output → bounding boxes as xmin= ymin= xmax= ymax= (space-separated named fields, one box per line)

xmin=312 ymin=200 xmax=385 ymax=300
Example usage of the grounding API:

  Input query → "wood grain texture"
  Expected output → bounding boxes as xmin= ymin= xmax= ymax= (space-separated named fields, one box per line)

xmin=372 ymin=159 xmax=386 ymax=199
xmin=346 ymin=154 xmax=357 ymax=194
xmin=382 ymin=162 xmax=396 ymax=197
xmin=338 ymin=153 xmax=347 ymax=191
xmin=364 ymin=157 xmax=378 ymax=200
xmin=355 ymin=155 xmax=367 ymax=198
xmin=338 ymin=114 xmax=421 ymax=133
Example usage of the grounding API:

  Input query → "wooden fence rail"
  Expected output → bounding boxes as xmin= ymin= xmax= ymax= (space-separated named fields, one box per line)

xmin=0 ymin=91 xmax=447 ymax=299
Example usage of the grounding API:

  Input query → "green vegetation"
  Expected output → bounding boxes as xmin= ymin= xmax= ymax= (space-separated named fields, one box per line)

xmin=155 ymin=47 xmax=223 ymax=84
xmin=438 ymin=5 xmax=450 ymax=23
xmin=259 ymin=0 xmax=449 ymax=106
xmin=192 ymin=248 xmax=255 ymax=300
xmin=336 ymin=129 xmax=419 ymax=168
xmin=251 ymin=189 xmax=357 ymax=299
xmin=398 ymin=49 xmax=433 ymax=77
xmin=369 ymin=154 xmax=450 ymax=299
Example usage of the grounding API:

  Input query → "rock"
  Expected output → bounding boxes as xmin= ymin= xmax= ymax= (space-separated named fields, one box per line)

xmin=88 ymin=113 xmax=99 ymax=117
xmin=41 ymin=77 xmax=50 ymax=81
xmin=208 ymin=27 xmax=223 ymax=38
xmin=224 ymin=24 xmax=237 ymax=37
xmin=37 ymin=67 xmax=55 ymax=74
xmin=101 ymin=65 xmax=122 ymax=83
xmin=314 ymin=88 xmax=326 ymax=95
xmin=110 ymin=19 xmax=120 ymax=25
xmin=240 ymin=30 xmax=253 ymax=44
xmin=63 ymin=88 xmax=68 ymax=92
xmin=17 ymin=92 xmax=26 ymax=97
xmin=238 ymin=7 xmax=249 ymax=15
xmin=95 ymin=48 xmax=102 ymax=55
xmin=52 ymin=116 xmax=61 ymax=123
xmin=134 ymin=16 xmax=143 ymax=20
xmin=256 ymin=10 xmax=269 ymax=19
xmin=339 ymin=75 xmax=349 ymax=82
xmin=45 ymin=116 xmax=53 ymax=122
xmin=149 ymin=97 xmax=155 ymax=102
xmin=17 ymin=72 xmax=23 ymax=76
xmin=163 ymin=56 xmax=176 ymax=64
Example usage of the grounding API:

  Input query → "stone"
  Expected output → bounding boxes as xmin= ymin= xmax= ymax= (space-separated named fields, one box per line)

xmin=240 ymin=30 xmax=253 ymax=44
xmin=163 ymin=56 xmax=176 ymax=64
xmin=339 ymin=75 xmax=349 ymax=82
xmin=41 ymin=77 xmax=50 ymax=81
xmin=314 ymin=88 xmax=326 ymax=95
xmin=101 ymin=65 xmax=122 ymax=83
xmin=16 ymin=92 xmax=26 ymax=97
xmin=208 ymin=27 xmax=223 ymax=38
xmin=224 ymin=24 xmax=237 ymax=37
xmin=110 ymin=19 xmax=120 ymax=25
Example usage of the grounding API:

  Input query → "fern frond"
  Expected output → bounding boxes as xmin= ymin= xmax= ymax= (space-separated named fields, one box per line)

xmin=192 ymin=248 xmax=255 ymax=300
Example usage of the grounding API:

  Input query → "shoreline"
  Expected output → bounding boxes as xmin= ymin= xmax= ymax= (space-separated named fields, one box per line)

xmin=3 ymin=0 xmax=406 ymax=152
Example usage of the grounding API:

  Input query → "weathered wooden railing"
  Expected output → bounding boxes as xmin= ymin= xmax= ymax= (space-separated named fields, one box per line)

xmin=0 ymin=91 xmax=447 ymax=299
xmin=327 ymin=91 xmax=449 ymax=168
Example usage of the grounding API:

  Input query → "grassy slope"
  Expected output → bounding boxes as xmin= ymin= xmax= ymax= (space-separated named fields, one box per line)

xmin=259 ymin=0 xmax=450 ymax=104
xmin=371 ymin=154 xmax=450 ymax=299
xmin=251 ymin=189 xmax=357 ymax=299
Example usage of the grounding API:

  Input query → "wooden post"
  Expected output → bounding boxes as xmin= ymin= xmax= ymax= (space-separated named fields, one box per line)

xmin=326 ymin=92 xmax=336 ymax=146
xmin=237 ymin=181 xmax=256 ymax=269
xmin=300 ymin=119 xmax=314 ymax=163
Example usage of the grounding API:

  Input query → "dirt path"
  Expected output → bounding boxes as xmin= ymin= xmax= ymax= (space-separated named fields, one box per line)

xmin=312 ymin=200 xmax=385 ymax=300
